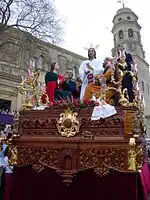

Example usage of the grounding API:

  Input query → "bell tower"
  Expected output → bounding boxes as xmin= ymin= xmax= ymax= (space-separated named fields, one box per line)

xmin=111 ymin=7 xmax=145 ymax=59
xmin=111 ymin=6 xmax=150 ymax=136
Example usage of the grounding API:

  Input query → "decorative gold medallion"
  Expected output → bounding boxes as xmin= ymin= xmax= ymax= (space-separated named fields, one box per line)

xmin=56 ymin=108 xmax=80 ymax=137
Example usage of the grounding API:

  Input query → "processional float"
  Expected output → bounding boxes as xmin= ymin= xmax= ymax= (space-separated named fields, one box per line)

xmin=0 ymin=53 xmax=147 ymax=185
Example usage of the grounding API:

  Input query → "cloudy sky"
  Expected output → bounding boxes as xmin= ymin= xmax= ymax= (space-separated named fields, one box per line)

xmin=55 ymin=0 xmax=150 ymax=64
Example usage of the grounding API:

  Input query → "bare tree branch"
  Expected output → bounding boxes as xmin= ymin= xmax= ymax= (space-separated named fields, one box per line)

xmin=0 ymin=0 xmax=64 ymax=44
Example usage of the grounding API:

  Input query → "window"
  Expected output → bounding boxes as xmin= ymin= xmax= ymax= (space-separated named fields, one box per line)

xmin=0 ymin=99 xmax=11 ymax=110
xmin=36 ymin=55 xmax=44 ymax=69
xmin=147 ymin=84 xmax=150 ymax=94
xmin=118 ymin=17 xmax=122 ymax=22
xmin=128 ymin=29 xmax=133 ymax=37
xmin=127 ymin=16 xmax=131 ymax=20
xmin=141 ymin=80 xmax=144 ymax=92
xmin=118 ymin=30 xmax=124 ymax=39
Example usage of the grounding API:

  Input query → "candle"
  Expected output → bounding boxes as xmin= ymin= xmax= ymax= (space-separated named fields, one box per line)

xmin=21 ymin=76 xmax=25 ymax=82
xmin=108 ymin=58 xmax=113 ymax=69
xmin=24 ymin=91 xmax=29 ymax=100
xmin=132 ymin=56 xmax=137 ymax=73
xmin=71 ymin=95 xmax=74 ymax=104
xmin=133 ymin=81 xmax=139 ymax=91
xmin=101 ymin=77 xmax=106 ymax=90
xmin=28 ymin=69 xmax=33 ymax=77
xmin=38 ymin=82 xmax=43 ymax=92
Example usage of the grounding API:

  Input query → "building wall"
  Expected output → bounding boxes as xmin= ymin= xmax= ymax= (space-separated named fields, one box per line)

xmin=0 ymin=28 xmax=86 ymax=111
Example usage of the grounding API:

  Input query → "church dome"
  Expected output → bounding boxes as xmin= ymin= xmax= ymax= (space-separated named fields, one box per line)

xmin=116 ymin=7 xmax=134 ymax=15
xmin=113 ymin=7 xmax=138 ymax=23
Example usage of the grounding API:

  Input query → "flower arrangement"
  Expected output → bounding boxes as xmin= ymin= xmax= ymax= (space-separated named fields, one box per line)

xmin=45 ymin=97 xmax=99 ymax=111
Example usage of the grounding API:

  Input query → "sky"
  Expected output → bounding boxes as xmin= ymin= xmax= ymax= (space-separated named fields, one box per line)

xmin=54 ymin=0 xmax=150 ymax=64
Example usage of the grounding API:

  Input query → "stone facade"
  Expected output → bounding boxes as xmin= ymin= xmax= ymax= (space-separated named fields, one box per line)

xmin=111 ymin=7 xmax=150 ymax=136
xmin=0 ymin=28 xmax=86 ymax=111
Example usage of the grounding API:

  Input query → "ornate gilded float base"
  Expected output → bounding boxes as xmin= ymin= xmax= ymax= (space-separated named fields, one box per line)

xmin=14 ymin=146 xmax=142 ymax=185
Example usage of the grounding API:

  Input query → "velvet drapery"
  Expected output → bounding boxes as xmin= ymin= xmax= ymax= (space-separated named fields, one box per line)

xmin=9 ymin=166 xmax=144 ymax=200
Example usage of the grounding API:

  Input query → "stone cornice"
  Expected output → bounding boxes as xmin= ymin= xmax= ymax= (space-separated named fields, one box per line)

xmin=113 ymin=11 xmax=138 ymax=23
xmin=0 ymin=71 xmax=21 ymax=83
xmin=112 ymin=21 xmax=141 ymax=33
xmin=0 ymin=89 xmax=17 ymax=97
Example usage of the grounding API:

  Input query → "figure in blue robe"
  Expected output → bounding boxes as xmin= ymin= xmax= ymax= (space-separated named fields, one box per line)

xmin=117 ymin=52 xmax=135 ymax=102
xmin=61 ymin=69 xmax=79 ymax=99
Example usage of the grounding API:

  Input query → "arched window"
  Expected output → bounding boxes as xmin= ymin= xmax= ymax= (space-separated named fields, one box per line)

xmin=128 ymin=29 xmax=133 ymax=37
xmin=118 ymin=17 xmax=122 ymax=22
xmin=141 ymin=80 xmax=144 ymax=92
xmin=118 ymin=30 xmax=124 ymax=39
xmin=127 ymin=16 xmax=131 ymax=20
xmin=36 ymin=55 xmax=44 ymax=69
xmin=147 ymin=84 xmax=150 ymax=94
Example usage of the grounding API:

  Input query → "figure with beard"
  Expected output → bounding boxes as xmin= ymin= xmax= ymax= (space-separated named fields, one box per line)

xmin=79 ymin=48 xmax=103 ymax=101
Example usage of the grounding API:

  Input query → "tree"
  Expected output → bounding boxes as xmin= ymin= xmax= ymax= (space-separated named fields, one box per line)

xmin=0 ymin=0 xmax=64 ymax=44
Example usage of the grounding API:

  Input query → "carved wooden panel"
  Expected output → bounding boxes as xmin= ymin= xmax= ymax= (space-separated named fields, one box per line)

xmin=124 ymin=109 xmax=136 ymax=135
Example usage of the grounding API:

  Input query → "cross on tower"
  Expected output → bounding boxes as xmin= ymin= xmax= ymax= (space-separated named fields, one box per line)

xmin=117 ymin=0 xmax=127 ymax=8
xmin=84 ymin=43 xmax=100 ymax=51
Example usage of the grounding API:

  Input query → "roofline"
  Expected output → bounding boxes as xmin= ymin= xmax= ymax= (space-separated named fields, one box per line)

xmin=6 ymin=27 xmax=87 ymax=61
xmin=112 ymin=11 xmax=138 ymax=23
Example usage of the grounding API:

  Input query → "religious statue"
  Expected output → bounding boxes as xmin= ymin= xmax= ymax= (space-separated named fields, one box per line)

xmin=79 ymin=48 xmax=103 ymax=101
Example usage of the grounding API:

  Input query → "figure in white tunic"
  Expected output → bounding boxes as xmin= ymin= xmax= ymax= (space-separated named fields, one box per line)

xmin=79 ymin=48 xmax=103 ymax=101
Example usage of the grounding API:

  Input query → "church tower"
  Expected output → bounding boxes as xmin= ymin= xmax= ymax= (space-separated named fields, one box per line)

xmin=111 ymin=7 xmax=144 ymax=58
xmin=112 ymin=6 xmax=150 ymax=136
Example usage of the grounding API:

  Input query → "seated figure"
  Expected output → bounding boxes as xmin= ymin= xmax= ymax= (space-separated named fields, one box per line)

xmin=83 ymin=57 xmax=116 ymax=104
xmin=61 ymin=69 xmax=79 ymax=98
xmin=45 ymin=62 xmax=69 ymax=102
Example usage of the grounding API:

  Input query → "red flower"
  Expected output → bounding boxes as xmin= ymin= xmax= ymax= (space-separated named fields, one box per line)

xmin=83 ymin=100 xmax=88 ymax=105
xmin=53 ymin=101 xmax=58 ymax=106
xmin=41 ymin=94 xmax=47 ymax=104
xmin=77 ymin=99 xmax=81 ymax=104
xmin=49 ymin=102 xmax=53 ymax=107
xmin=76 ymin=103 xmax=81 ymax=107
xmin=89 ymin=100 xmax=95 ymax=105
xmin=59 ymin=100 xmax=63 ymax=104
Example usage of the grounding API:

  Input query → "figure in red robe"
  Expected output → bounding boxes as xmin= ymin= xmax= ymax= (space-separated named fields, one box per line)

xmin=45 ymin=62 xmax=69 ymax=102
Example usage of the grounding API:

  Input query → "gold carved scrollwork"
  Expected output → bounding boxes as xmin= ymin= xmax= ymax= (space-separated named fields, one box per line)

xmin=80 ymin=148 xmax=126 ymax=177
xmin=8 ymin=144 xmax=18 ymax=166
xmin=57 ymin=108 xmax=80 ymax=137
xmin=17 ymin=147 xmax=61 ymax=172
xmin=32 ymin=163 xmax=45 ymax=173
xmin=94 ymin=162 xmax=111 ymax=177
xmin=128 ymin=138 xmax=142 ymax=171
